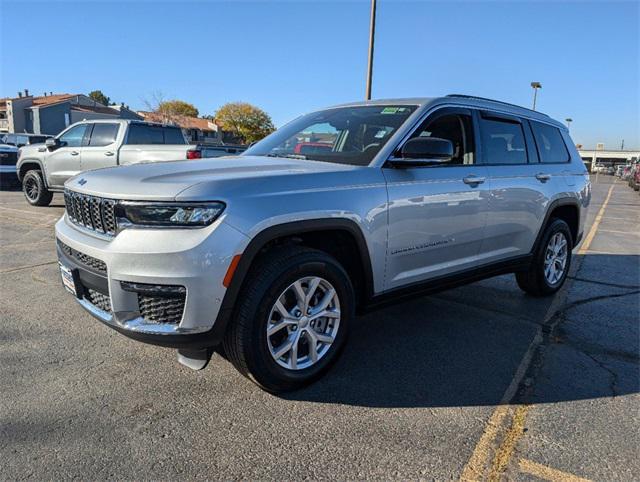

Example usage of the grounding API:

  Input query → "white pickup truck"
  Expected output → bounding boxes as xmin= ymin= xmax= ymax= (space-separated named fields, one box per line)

xmin=16 ymin=119 xmax=203 ymax=206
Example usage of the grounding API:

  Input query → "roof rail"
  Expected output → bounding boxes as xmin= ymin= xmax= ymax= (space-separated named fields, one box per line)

xmin=445 ymin=94 xmax=549 ymax=117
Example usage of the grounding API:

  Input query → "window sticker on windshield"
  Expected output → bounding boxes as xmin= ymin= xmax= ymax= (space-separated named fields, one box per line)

xmin=374 ymin=130 xmax=387 ymax=138
xmin=381 ymin=107 xmax=399 ymax=114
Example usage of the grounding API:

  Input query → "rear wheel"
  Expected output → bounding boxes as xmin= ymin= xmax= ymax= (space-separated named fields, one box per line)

xmin=22 ymin=170 xmax=53 ymax=206
xmin=516 ymin=218 xmax=572 ymax=296
xmin=223 ymin=246 xmax=354 ymax=392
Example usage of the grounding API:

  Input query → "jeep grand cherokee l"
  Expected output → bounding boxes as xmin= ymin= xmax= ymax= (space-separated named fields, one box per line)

xmin=55 ymin=95 xmax=590 ymax=392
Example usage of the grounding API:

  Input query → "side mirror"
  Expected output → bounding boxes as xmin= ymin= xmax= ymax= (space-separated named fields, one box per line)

xmin=45 ymin=137 xmax=59 ymax=150
xmin=396 ymin=137 xmax=454 ymax=166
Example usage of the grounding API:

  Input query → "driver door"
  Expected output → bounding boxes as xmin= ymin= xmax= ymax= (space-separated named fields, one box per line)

xmin=45 ymin=123 xmax=88 ymax=188
xmin=382 ymin=107 xmax=490 ymax=290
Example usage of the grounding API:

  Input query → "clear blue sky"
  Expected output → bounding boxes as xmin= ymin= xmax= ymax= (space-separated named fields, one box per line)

xmin=1 ymin=0 xmax=638 ymax=149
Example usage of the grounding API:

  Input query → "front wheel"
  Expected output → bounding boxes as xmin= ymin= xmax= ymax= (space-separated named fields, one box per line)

xmin=516 ymin=219 xmax=573 ymax=297
xmin=22 ymin=170 xmax=53 ymax=206
xmin=223 ymin=246 xmax=354 ymax=392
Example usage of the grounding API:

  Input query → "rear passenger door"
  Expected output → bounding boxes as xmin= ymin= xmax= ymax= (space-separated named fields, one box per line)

xmin=383 ymin=107 xmax=490 ymax=289
xmin=477 ymin=111 xmax=562 ymax=263
xmin=81 ymin=123 xmax=121 ymax=172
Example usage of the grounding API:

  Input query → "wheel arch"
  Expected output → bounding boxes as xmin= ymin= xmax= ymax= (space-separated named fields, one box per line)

xmin=17 ymin=159 xmax=46 ymax=185
xmin=534 ymin=198 xmax=581 ymax=251
xmin=216 ymin=218 xmax=375 ymax=336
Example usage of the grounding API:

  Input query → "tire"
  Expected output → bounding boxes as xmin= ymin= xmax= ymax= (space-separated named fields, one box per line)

xmin=516 ymin=218 xmax=573 ymax=297
xmin=223 ymin=246 xmax=354 ymax=392
xmin=22 ymin=170 xmax=53 ymax=206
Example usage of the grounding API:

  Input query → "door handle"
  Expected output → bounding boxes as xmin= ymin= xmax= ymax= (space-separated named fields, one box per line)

xmin=535 ymin=173 xmax=551 ymax=182
xmin=463 ymin=175 xmax=486 ymax=185
xmin=70 ymin=151 xmax=79 ymax=156
xmin=104 ymin=151 xmax=114 ymax=156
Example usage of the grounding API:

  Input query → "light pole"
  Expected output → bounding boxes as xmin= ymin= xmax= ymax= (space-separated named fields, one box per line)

xmin=565 ymin=118 xmax=572 ymax=131
xmin=530 ymin=82 xmax=542 ymax=110
xmin=365 ymin=0 xmax=377 ymax=100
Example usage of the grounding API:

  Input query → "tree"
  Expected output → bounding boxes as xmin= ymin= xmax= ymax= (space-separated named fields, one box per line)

xmin=158 ymin=100 xmax=199 ymax=118
xmin=215 ymin=102 xmax=275 ymax=144
xmin=88 ymin=90 xmax=110 ymax=106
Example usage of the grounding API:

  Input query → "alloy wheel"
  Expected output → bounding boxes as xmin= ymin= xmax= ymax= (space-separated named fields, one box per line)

xmin=544 ymin=232 xmax=568 ymax=285
xmin=24 ymin=177 xmax=39 ymax=201
xmin=266 ymin=276 xmax=341 ymax=370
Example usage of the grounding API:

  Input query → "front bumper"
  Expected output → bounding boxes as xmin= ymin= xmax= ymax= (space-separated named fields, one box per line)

xmin=55 ymin=214 xmax=249 ymax=348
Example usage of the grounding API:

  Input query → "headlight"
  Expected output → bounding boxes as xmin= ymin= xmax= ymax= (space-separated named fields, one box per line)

xmin=118 ymin=202 xmax=225 ymax=228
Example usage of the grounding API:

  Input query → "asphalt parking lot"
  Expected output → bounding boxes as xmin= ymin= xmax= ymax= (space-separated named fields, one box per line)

xmin=1 ymin=176 xmax=638 ymax=480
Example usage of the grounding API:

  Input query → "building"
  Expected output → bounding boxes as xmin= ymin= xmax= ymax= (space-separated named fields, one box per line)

xmin=138 ymin=111 xmax=236 ymax=145
xmin=0 ymin=90 xmax=142 ymax=136
xmin=578 ymin=148 xmax=640 ymax=171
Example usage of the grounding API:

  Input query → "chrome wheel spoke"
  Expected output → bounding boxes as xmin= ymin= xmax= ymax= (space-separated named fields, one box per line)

xmin=267 ymin=319 xmax=296 ymax=336
xmin=273 ymin=338 xmax=294 ymax=360
xmin=267 ymin=276 xmax=341 ymax=371
xmin=310 ymin=308 xmax=340 ymax=321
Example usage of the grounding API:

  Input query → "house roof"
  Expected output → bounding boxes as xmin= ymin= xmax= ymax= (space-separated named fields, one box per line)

xmin=32 ymin=94 xmax=76 ymax=106
xmin=71 ymin=104 xmax=120 ymax=115
xmin=138 ymin=111 xmax=218 ymax=132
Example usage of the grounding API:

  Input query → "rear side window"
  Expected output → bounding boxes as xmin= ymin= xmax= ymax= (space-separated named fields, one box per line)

xmin=531 ymin=122 xmax=570 ymax=163
xmin=88 ymin=123 xmax=119 ymax=147
xmin=479 ymin=118 xmax=527 ymax=164
xmin=126 ymin=124 xmax=186 ymax=144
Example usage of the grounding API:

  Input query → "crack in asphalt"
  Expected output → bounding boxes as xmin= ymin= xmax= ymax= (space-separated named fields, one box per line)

xmin=520 ymin=289 xmax=640 ymax=401
xmin=567 ymin=275 xmax=640 ymax=290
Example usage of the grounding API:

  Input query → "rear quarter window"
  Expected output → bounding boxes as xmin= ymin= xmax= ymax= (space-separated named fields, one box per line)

xmin=531 ymin=121 xmax=570 ymax=163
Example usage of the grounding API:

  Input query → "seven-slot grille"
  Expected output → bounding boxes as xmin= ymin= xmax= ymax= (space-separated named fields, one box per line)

xmin=64 ymin=189 xmax=117 ymax=235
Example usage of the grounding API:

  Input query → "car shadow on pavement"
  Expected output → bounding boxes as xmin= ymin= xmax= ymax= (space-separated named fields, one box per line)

xmin=283 ymin=254 xmax=640 ymax=408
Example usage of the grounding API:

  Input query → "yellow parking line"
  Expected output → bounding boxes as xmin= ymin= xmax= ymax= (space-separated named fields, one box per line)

xmin=579 ymin=184 xmax=615 ymax=255
xmin=519 ymin=458 xmax=592 ymax=482
xmin=459 ymin=184 xmax=615 ymax=481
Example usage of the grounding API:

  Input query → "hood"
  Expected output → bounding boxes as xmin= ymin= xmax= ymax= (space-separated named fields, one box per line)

xmin=65 ymin=155 xmax=359 ymax=200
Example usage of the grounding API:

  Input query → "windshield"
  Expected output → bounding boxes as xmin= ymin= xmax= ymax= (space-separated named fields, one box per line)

xmin=244 ymin=105 xmax=417 ymax=166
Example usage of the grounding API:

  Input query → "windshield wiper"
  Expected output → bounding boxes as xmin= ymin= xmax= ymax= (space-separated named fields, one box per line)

xmin=266 ymin=153 xmax=307 ymax=160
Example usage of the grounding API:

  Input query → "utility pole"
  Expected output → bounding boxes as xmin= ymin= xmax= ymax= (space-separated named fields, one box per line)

xmin=565 ymin=118 xmax=572 ymax=131
xmin=365 ymin=0 xmax=377 ymax=100
xmin=530 ymin=82 xmax=542 ymax=110
xmin=621 ymin=139 xmax=624 ymax=150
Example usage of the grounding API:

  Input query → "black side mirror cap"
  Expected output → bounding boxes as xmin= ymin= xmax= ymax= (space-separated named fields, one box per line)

xmin=400 ymin=137 xmax=453 ymax=160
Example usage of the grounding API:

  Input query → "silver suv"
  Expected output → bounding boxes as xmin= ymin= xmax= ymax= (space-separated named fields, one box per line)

xmin=55 ymin=95 xmax=590 ymax=392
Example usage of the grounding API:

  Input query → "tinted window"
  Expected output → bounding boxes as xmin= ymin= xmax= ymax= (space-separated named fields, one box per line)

xmin=59 ymin=124 xmax=88 ymax=148
xmin=163 ymin=127 xmax=186 ymax=144
xmin=531 ymin=122 xmax=569 ymax=163
xmin=126 ymin=124 xmax=185 ymax=144
xmin=480 ymin=118 xmax=527 ymax=164
xmin=4 ymin=135 xmax=16 ymax=145
xmin=89 ymin=123 xmax=119 ymax=146
xmin=28 ymin=136 xmax=48 ymax=144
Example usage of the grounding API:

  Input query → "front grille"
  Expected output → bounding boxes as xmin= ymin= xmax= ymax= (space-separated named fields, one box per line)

xmin=86 ymin=288 xmax=112 ymax=312
xmin=64 ymin=190 xmax=117 ymax=235
xmin=138 ymin=294 xmax=186 ymax=324
xmin=57 ymin=239 xmax=107 ymax=275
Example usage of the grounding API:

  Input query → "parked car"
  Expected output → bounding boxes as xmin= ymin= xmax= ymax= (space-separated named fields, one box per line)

xmin=0 ymin=133 xmax=52 ymax=187
xmin=16 ymin=120 xmax=203 ymax=206
xmin=630 ymin=163 xmax=640 ymax=191
xmin=55 ymin=95 xmax=590 ymax=392
xmin=199 ymin=144 xmax=247 ymax=158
